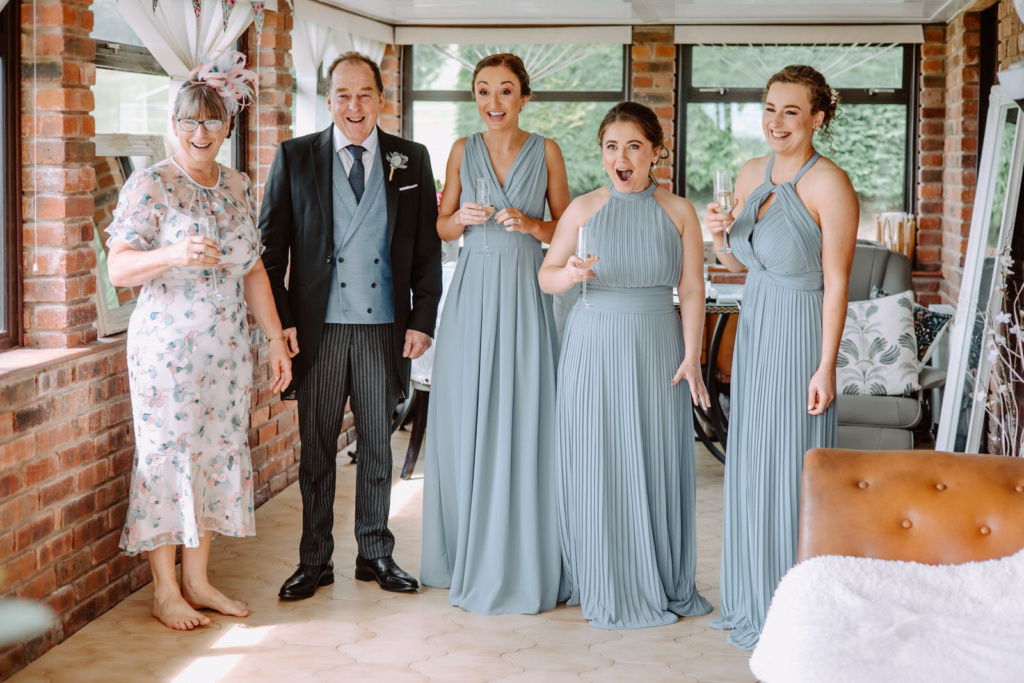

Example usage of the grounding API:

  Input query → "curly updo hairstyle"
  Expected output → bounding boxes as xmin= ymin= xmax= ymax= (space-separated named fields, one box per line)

xmin=471 ymin=53 xmax=532 ymax=102
xmin=764 ymin=65 xmax=840 ymax=150
xmin=597 ymin=101 xmax=670 ymax=186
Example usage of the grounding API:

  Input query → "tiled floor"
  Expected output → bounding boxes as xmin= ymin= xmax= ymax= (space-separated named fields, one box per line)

xmin=11 ymin=431 xmax=755 ymax=683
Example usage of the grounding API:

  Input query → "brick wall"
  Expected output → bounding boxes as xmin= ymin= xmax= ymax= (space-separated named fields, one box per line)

xmin=0 ymin=343 xmax=145 ymax=677
xmin=0 ymin=2 xmax=305 ymax=677
xmin=914 ymin=25 xmax=947 ymax=306
xmin=380 ymin=44 xmax=401 ymax=135
xmin=631 ymin=26 xmax=676 ymax=190
xmin=998 ymin=0 xmax=1024 ymax=68
xmin=244 ymin=5 xmax=304 ymax=507
xmin=937 ymin=11 xmax=982 ymax=306
xmin=21 ymin=0 xmax=98 ymax=350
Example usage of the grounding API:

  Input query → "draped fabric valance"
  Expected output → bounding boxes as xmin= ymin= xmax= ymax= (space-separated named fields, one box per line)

xmin=423 ymin=43 xmax=606 ymax=86
xmin=117 ymin=0 xmax=279 ymax=77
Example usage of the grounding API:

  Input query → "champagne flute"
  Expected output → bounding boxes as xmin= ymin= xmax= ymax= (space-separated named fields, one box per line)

xmin=195 ymin=217 xmax=227 ymax=301
xmin=475 ymin=177 xmax=495 ymax=255
xmin=576 ymin=225 xmax=597 ymax=308
xmin=713 ymin=169 xmax=734 ymax=254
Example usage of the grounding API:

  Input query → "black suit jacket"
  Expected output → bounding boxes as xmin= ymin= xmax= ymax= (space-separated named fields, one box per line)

xmin=259 ymin=126 xmax=442 ymax=396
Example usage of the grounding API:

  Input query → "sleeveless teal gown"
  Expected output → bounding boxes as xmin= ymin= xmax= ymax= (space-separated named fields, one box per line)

xmin=556 ymin=182 xmax=712 ymax=629
xmin=420 ymin=133 xmax=565 ymax=614
xmin=710 ymin=153 xmax=838 ymax=649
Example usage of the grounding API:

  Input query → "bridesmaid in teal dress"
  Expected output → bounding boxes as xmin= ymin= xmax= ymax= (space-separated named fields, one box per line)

xmin=706 ymin=66 xmax=859 ymax=649
xmin=539 ymin=102 xmax=712 ymax=629
xmin=420 ymin=54 xmax=571 ymax=614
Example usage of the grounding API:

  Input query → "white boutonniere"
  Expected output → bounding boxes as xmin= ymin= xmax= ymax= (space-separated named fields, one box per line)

xmin=385 ymin=151 xmax=408 ymax=181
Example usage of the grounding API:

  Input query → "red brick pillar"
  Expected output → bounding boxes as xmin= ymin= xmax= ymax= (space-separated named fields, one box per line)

xmin=244 ymin=6 xmax=301 ymax=504
xmin=939 ymin=11 xmax=982 ymax=307
xmin=999 ymin=0 xmax=1024 ymax=68
xmin=915 ymin=25 xmax=947 ymax=306
xmin=379 ymin=45 xmax=401 ymax=136
xmin=21 ymin=0 xmax=98 ymax=348
xmin=631 ymin=27 xmax=676 ymax=190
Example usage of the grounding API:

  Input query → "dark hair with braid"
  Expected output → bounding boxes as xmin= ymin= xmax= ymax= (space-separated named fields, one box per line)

xmin=597 ymin=101 xmax=670 ymax=186
xmin=764 ymin=65 xmax=841 ymax=152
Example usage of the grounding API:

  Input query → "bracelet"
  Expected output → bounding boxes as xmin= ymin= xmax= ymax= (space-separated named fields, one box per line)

xmin=267 ymin=336 xmax=287 ymax=342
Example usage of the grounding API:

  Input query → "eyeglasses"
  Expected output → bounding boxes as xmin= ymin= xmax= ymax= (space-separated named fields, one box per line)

xmin=176 ymin=118 xmax=226 ymax=133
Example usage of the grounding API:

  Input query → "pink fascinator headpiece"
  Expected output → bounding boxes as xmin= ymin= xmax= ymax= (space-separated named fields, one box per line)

xmin=188 ymin=51 xmax=257 ymax=116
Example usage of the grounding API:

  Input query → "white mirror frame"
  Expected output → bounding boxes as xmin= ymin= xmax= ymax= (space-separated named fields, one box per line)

xmin=92 ymin=133 xmax=165 ymax=336
xmin=936 ymin=85 xmax=1023 ymax=452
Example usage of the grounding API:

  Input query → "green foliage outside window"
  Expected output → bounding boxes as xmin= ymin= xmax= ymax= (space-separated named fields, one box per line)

xmin=411 ymin=44 xmax=624 ymax=199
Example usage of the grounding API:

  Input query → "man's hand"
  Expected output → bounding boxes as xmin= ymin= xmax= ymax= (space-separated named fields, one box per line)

xmin=403 ymin=329 xmax=432 ymax=360
xmin=283 ymin=327 xmax=300 ymax=358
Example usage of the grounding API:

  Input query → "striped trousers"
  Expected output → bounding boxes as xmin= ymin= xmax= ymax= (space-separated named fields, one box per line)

xmin=297 ymin=323 xmax=400 ymax=565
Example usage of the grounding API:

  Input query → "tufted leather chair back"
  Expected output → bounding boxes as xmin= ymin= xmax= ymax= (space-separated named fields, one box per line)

xmin=799 ymin=448 xmax=1024 ymax=565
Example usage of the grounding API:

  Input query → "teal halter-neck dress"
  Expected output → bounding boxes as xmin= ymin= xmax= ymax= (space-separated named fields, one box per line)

xmin=420 ymin=132 xmax=565 ymax=614
xmin=710 ymin=153 xmax=838 ymax=649
xmin=556 ymin=182 xmax=712 ymax=629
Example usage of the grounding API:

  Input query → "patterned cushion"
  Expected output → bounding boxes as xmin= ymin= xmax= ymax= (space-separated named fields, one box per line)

xmin=870 ymin=285 xmax=953 ymax=366
xmin=837 ymin=290 xmax=921 ymax=396
xmin=913 ymin=304 xmax=953 ymax=365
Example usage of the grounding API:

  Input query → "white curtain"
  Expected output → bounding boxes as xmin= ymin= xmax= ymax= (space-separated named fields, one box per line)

xmin=332 ymin=33 xmax=388 ymax=66
xmin=117 ymin=0 xmax=278 ymax=77
xmin=292 ymin=18 xmax=334 ymax=136
xmin=426 ymin=43 xmax=603 ymax=85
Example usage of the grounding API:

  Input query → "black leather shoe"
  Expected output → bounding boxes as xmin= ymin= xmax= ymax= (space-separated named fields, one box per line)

xmin=355 ymin=555 xmax=419 ymax=593
xmin=279 ymin=560 xmax=334 ymax=600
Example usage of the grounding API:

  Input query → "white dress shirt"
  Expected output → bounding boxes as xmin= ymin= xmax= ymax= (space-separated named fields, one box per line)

xmin=333 ymin=124 xmax=378 ymax=178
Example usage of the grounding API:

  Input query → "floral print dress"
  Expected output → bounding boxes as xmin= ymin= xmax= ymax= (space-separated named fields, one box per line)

xmin=109 ymin=158 xmax=262 ymax=555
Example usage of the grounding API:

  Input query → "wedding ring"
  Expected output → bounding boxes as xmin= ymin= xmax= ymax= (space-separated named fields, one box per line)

xmin=516 ymin=217 xmax=522 ymax=225
xmin=194 ymin=252 xmax=200 ymax=261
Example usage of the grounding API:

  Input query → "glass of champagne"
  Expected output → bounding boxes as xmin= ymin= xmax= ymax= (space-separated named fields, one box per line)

xmin=713 ymin=169 xmax=734 ymax=254
xmin=195 ymin=217 xmax=227 ymax=301
xmin=576 ymin=225 xmax=597 ymax=308
xmin=475 ymin=177 xmax=495 ymax=254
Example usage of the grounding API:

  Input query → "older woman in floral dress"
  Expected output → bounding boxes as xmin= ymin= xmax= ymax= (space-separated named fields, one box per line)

xmin=106 ymin=52 xmax=292 ymax=630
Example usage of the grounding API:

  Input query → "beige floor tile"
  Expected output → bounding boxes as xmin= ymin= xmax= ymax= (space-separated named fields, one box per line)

xmin=412 ymin=652 xmax=526 ymax=682
xmin=9 ymin=440 xmax=758 ymax=683
xmin=670 ymin=654 xmax=757 ymax=682
xmin=582 ymin=662 xmax=699 ymax=683
xmin=513 ymin=619 xmax=623 ymax=648
xmin=338 ymin=634 xmax=448 ymax=666
xmin=501 ymin=643 xmax=613 ymax=675
xmin=491 ymin=673 xmax=587 ymax=683
xmin=426 ymin=626 xmax=536 ymax=657
xmin=312 ymin=663 xmax=430 ymax=682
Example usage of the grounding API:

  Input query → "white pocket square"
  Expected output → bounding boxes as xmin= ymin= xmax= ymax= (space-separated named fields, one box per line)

xmin=398 ymin=184 xmax=418 ymax=191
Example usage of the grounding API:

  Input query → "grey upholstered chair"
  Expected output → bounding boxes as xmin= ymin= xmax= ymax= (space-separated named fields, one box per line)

xmin=836 ymin=241 xmax=947 ymax=450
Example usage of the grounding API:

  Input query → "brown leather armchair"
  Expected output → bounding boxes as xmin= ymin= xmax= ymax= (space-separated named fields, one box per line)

xmin=799 ymin=448 xmax=1024 ymax=564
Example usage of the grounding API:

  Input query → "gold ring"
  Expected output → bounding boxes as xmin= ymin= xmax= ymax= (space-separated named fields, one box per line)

xmin=194 ymin=252 xmax=200 ymax=261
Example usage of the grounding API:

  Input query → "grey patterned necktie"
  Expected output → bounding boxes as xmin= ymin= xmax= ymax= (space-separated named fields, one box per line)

xmin=346 ymin=144 xmax=365 ymax=202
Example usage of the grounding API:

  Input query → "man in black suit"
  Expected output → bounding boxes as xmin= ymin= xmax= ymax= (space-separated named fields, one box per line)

xmin=260 ymin=52 xmax=441 ymax=599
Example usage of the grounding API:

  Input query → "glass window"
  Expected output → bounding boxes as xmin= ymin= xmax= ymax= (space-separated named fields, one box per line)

xmin=680 ymin=44 xmax=914 ymax=241
xmin=406 ymin=43 xmax=626 ymax=199
xmin=90 ymin=0 xmax=147 ymax=47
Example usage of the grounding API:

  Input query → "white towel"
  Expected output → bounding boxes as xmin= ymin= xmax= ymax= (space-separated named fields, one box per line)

xmin=750 ymin=547 xmax=1024 ymax=683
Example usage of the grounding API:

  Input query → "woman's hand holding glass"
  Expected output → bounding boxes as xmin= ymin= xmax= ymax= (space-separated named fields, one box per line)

xmin=173 ymin=234 xmax=221 ymax=269
xmin=704 ymin=203 xmax=735 ymax=250
xmin=456 ymin=201 xmax=490 ymax=227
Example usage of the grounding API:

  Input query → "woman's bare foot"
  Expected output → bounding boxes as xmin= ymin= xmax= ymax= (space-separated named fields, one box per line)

xmin=182 ymin=580 xmax=249 ymax=618
xmin=152 ymin=588 xmax=211 ymax=630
